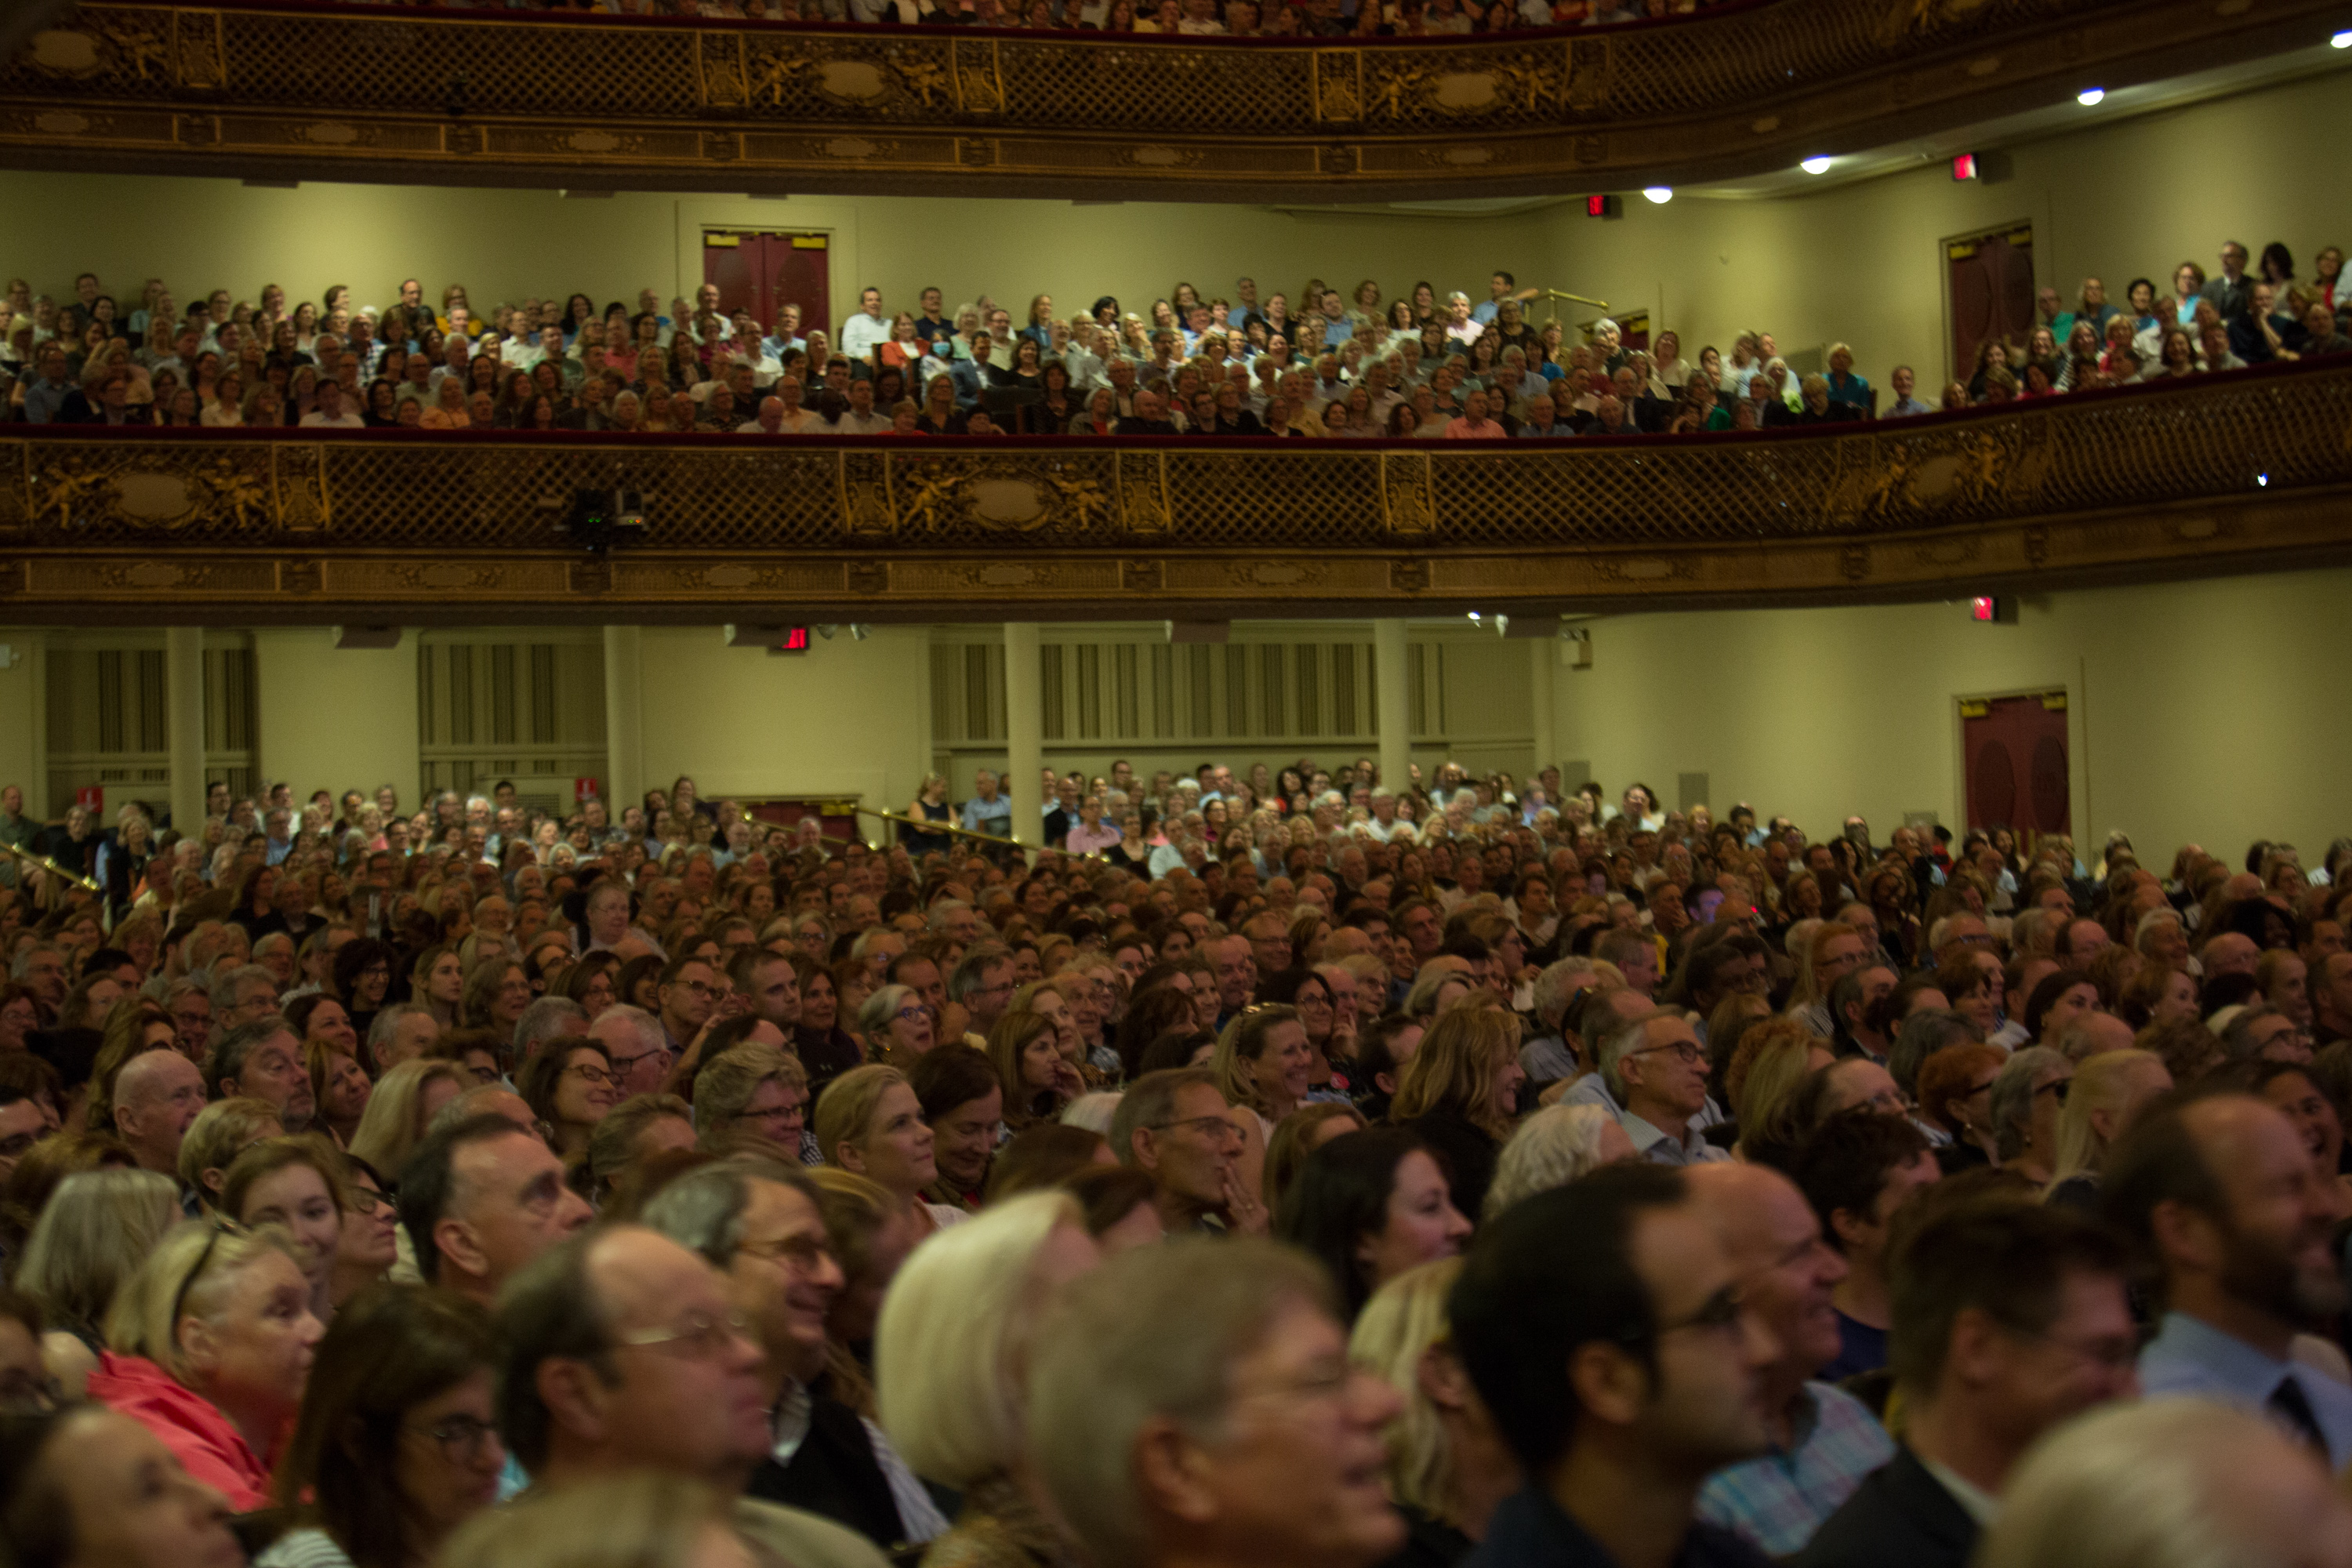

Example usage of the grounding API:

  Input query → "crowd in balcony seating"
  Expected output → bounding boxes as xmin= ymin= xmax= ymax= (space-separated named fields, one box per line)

xmin=2 ymin=241 xmax=2349 ymax=438
xmin=5 ymin=750 xmax=2352 ymax=1568
xmin=238 ymin=0 xmax=1734 ymax=38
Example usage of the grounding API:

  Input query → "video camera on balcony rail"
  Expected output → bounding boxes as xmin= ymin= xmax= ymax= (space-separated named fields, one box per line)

xmin=555 ymin=486 xmax=648 ymax=554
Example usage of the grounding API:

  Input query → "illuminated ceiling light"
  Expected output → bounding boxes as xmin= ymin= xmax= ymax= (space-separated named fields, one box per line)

xmin=2332 ymin=30 xmax=2350 ymax=46
xmin=1642 ymin=186 xmax=1674 ymax=204
xmin=1800 ymin=156 xmax=1832 ymax=175
xmin=2077 ymin=87 xmax=2106 ymax=105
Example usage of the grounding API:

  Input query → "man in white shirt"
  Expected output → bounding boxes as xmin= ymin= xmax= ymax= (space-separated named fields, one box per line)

xmin=771 ymin=376 xmax=825 ymax=434
xmin=299 ymin=379 xmax=365 ymax=429
xmin=740 ymin=396 xmax=787 ymax=436
xmin=839 ymin=289 xmax=890 ymax=364
xmin=1883 ymin=365 xmax=1933 ymax=418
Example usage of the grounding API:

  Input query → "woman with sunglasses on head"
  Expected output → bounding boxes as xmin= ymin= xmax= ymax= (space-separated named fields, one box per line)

xmin=259 ymin=1285 xmax=504 ymax=1568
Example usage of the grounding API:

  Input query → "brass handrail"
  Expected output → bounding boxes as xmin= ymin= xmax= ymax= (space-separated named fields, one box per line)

xmin=858 ymin=807 xmax=1018 ymax=848
xmin=0 ymin=840 xmax=103 ymax=894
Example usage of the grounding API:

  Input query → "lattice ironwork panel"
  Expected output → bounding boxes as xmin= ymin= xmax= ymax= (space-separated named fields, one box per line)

xmin=1162 ymin=449 xmax=1385 ymax=545
xmin=217 ymin=13 xmax=701 ymax=116
xmin=989 ymin=41 xmax=1317 ymax=132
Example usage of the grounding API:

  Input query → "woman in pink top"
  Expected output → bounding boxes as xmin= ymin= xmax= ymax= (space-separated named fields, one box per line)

xmin=88 ymin=1221 xmax=323 ymax=1512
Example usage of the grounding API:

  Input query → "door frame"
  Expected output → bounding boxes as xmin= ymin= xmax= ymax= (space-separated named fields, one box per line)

xmin=1950 ymin=677 xmax=2086 ymax=846
xmin=673 ymin=197 xmax=864 ymax=342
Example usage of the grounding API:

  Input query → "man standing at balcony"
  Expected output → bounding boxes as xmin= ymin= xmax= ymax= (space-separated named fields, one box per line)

xmin=840 ymin=287 xmax=890 ymax=363
xmin=961 ymin=771 xmax=1011 ymax=843
xmin=2202 ymin=241 xmax=2254 ymax=324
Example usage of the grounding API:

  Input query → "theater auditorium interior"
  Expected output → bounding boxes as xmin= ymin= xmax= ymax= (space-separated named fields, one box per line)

xmin=3 ymin=2 xmax=2352 ymax=1566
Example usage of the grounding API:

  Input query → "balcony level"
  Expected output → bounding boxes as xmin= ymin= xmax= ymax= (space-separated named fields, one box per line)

xmin=3 ymin=358 xmax=2347 ymax=626
xmin=2 ymin=0 xmax=2348 ymax=199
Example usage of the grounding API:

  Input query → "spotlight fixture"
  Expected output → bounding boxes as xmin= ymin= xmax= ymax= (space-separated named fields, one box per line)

xmin=1800 ymin=156 xmax=1832 ymax=175
xmin=2077 ymin=87 xmax=2105 ymax=106
xmin=2332 ymin=29 xmax=2349 ymax=47
xmin=1642 ymin=186 xmax=1674 ymax=204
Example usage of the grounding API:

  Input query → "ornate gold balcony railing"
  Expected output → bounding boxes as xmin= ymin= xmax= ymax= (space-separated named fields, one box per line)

xmin=3 ymin=359 xmax=2347 ymax=624
xmin=2 ymin=0 xmax=2341 ymax=198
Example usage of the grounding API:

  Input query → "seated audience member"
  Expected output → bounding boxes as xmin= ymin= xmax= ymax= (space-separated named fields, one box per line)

xmin=0 ymin=1403 xmax=249 ymax=1568
xmin=1348 ymin=1258 xmax=1523 ymax=1565
xmin=1795 ymin=1196 xmax=2135 ymax=1568
xmin=1788 ymin=1109 xmax=1939 ymax=1381
xmin=1480 ymin=1102 xmax=1636 ymax=1218
xmin=261 ymin=1284 xmax=503 ymax=1568
xmin=875 ymin=1191 xmax=1102 ymax=1562
xmin=109 ymin=1045 xmax=209 ymax=1179
xmin=514 ymin=1033 xmax=620 ymax=1166
xmin=1603 ymin=1011 xmax=1728 ymax=1169
xmin=585 ymin=1091 xmax=699 ymax=1203
xmin=90 ymin=1220 xmax=325 ymax=1511
xmin=1448 ymin=1164 xmax=1775 ymax=1568
xmin=1388 ymin=1007 xmax=1525 ymax=1217
xmin=812 ymin=1063 xmax=961 ymax=1241
xmin=1109 ymin=1066 xmax=1263 ymax=1234
xmin=2102 ymin=1093 xmax=2352 ymax=1468
xmin=220 ymin=1135 xmax=360 ymax=1325
xmin=2040 ymin=1048 xmax=2172 ymax=1210
xmin=906 ymin=1044 xmax=1004 ymax=1211
xmin=397 ymin=1112 xmax=592 ymax=1307
xmin=14 ymin=1167 xmax=181 ymax=1397
xmin=178 ymin=1097 xmax=287 ymax=1210
xmin=205 ymin=1017 xmax=316 ymax=1134
xmin=347 ymin=1058 xmax=466 ymax=1179
xmin=1026 ymin=1236 xmax=1406 ymax=1568
xmin=696 ymin=1044 xmax=815 ymax=1162
xmin=1686 ymin=1162 xmax=1894 ymax=1555
xmin=1976 ymin=1400 xmax=2352 ymax=1568
xmin=493 ymin=1222 xmax=891 ymax=1568
xmin=1276 ymin=1126 xmax=1470 ymax=1321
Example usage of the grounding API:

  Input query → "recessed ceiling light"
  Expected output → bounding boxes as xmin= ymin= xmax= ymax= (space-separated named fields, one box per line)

xmin=2077 ymin=87 xmax=2106 ymax=106
xmin=1801 ymin=156 xmax=1832 ymax=175
xmin=2333 ymin=29 xmax=2350 ymax=46
xmin=1642 ymin=186 xmax=1674 ymax=204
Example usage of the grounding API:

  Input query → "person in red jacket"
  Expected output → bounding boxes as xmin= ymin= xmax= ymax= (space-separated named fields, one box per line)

xmin=88 ymin=1221 xmax=322 ymax=1512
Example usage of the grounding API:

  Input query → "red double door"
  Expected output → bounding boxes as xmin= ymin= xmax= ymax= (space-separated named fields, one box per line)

xmin=1963 ymin=691 xmax=2071 ymax=839
xmin=702 ymin=230 xmax=831 ymax=340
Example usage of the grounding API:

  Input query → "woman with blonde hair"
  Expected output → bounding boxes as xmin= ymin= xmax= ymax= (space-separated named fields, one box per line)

xmin=176 ymin=1096 xmax=285 ymax=1211
xmin=814 ymin=1063 xmax=960 ymax=1241
xmin=1348 ymin=1258 xmax=1522 ymax=1563
xmin=1726 ymin=1016 xmax=1835 ymax=1136
xmin=347 ymin=1058 xmax=466 ymax=1178
xmin=1481 ymin=1103 xmax=1634 ymax=1221
xmin=440 ymin=1472 xmax=752 ymax=1568
xmin=2044 ymin=1048 xmax=2172 ymax=1210
xmin=1388 ymin=1007 xmax=1525 ymax=1218
xmin=90 ymin=1220 xmax=324 ymax=1511
xmin=15 ymin=1167 xmax=181 ymax=1397
xmin=1210 ymin=1004 xmax=1312 ymax=1140
xmin=221 ymin=1135 xmax=356 ymax=1324
xmin=876 ymin=1191 xmax=1100 ymax=1568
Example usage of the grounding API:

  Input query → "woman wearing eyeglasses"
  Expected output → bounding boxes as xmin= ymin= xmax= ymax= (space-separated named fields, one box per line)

xmin=261 ymin=1285 xmax=504 ymax=1568
xmin=515 ymin=1036 xmax=622 ymax=1166
xmin=855 ymin=985 xmax=935 ymax=1074
xmin=89 ymin=1220 xmax=325 ymax=1512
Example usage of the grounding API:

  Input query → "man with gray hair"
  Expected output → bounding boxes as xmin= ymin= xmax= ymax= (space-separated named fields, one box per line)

xmin=1519 ymin=958 xmax=1598 ymax=1087
xmin=947 ymin=942 xmax=1014 ymax=1047
xmin=205 ymin=1014 xmax=315 ymax=1132
xmin=209 ymin=964 xmax=281 ymax=1032
xmin=1601 ymin=1011 xmax=1727 ymax=1167
xmin=590 ymin=1003 xmax=675 ymax=1099
xmin=512 ymin=993 xmax=589 ymax=1073
xmin=368 ymin=1001 xmax=440 ymax=1076
xmin=1027 ymin=1238 xmax=1403 ymax=1568
xmin=926 ymin=898 xmax=982 ymax=951
xmin=9 ymin=942 xmax=68 ymax=1017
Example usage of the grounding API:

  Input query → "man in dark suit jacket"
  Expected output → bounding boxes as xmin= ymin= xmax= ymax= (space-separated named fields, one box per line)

xmin=2199 ymin=240 xmax=2255 ymax=323
xmin=1793 ymin=1199 xmax=2137 ymax=1568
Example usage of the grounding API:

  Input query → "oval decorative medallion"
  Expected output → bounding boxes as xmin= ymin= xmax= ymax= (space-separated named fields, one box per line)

xmin=1432 ymin=72 xmax=1499 ymax=110
xmin=1131 ymin=145 xmax=1191 ymax=166
xmin=818 ymin=60 xmax=888 ymax=100
xmin=825 ymin=136 xmax=881 ymax=160
xmin=1249 ymin=562 xmax=1312 ymax=586
xmin=1442 ymin=146 xmax=1494 ymax=165
xmin=567 ymin=128 xmax=622 ymax=154
xmin=124 ymin=561 xmax=184 ymax=589
xmin=115 ymin=474 xmax=196 ymax=521
xmin=1617 ymin=557 xmax=1673 ymax=580
xmin=704 ymin=564 xmax=759 ymax=588
xmin=975 ymin=563 xmax=1036 ymax=587
xmin=418 ymin=562 xmax=474 ymax=590
xmin=34 ymin=111 xmax=89 ymax=136
xmin=302 ymin=122 xmax=361 ymax=145
xmin=28 ymin=31 xmax=100 ymax=72
xmin=970 ymin=478 xmax=1047 ymax=524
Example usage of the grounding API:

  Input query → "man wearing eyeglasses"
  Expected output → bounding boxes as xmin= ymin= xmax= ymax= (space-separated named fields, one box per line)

xmin=1452 ymin=1165 xmax=1777 ymax=1568
xmin=1601 ymin=1013 xmax=1728 ymax=1169
xmin=658 ymin=955 xmax=723 ymax=1055
xmin=1795 ymin=1200 xmax=2136 ymax=1568
xmin=497 ymin=1223 xmax=891 ymax=1568
xmin=1111 ymin=1068 xmax=1266 ymax=1236
xmin=1688 ymin=1163 xmax=1894 ymax=1557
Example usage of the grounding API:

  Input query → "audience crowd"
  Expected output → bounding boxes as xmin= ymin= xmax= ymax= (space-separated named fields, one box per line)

xmin=8 ymin=238 xmax=2347 ymax=443
xmin=4 ymin=753 xmax=2352 ymax=1568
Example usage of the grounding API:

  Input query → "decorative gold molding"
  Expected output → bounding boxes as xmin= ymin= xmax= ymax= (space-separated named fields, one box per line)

xmin=0 ymin=0 xmax=2338 ymax=197
xmin=3 ymin=361 xmax=2348 ymax=622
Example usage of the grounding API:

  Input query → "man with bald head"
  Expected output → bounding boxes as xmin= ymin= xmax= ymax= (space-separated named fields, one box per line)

xmin=2201 ymin=931 xmax=2260 ymax=982
xmin=2105 ymin=1094 xmax=2352 ymax=1469
xmin=1688 ymin=1162 xmax=1895 ymax=1556
xmin=111 ymin=1047 xmax=209 ymax=1178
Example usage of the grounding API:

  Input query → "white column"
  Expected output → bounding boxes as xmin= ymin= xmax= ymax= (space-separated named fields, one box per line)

xmin=1374 ymin=618 xmax=1411 ymax=795
xmin=165 ymin=626 xmax=206 ymax=834
xmin=1004 ymin=622 xmax=1042 ymax=848
xmin=1529 ymin=636 xmax=1556 ymax=785
xmin=602 ymin=625 xmax=644 ymax=814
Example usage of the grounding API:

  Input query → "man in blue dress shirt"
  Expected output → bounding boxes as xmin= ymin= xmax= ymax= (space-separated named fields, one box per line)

xmin=2103 ymin=1093 xmax=2352 ymax=1470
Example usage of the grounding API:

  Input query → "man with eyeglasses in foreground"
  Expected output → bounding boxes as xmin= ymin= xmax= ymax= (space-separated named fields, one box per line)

xmin=1603 ymin=1012 xmax=1730 ymax=1167
xmin=1451 ymin=1163 xmax=1777 ymax=1568
xmin=496 ymin=1221 xmax=891 ymax=1568
xmin=1795 ymin=1196 xmax=2136 ymax=1568
xmin=1686 ymin=1163 xmax=1894 ymax=1557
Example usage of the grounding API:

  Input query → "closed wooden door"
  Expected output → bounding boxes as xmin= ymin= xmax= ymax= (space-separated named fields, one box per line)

xmin=1947 ymin=223 xmax=2035 ymax=385
xmin=702 ymin=230 xmax=830 ymax=339
xmin=1962 ymin=691 xmax=2070 ymax=839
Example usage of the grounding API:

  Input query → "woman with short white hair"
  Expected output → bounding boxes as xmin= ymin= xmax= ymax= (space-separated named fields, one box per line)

xmin=1480 ymin=1103 xmax=1635 ymax=1221
xmin=876 ymin=1192 xmax=1102 ymax=1568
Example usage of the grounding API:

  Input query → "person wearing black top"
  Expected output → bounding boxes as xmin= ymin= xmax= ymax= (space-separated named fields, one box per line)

xmin=1023 ymin=361 xmax=1082 ymax=435
xmin=1115 ymin=389 xmax=1180 ymax=436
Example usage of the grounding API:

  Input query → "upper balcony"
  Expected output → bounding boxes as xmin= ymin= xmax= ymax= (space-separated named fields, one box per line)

xmin=4 ymin=354 xmax=2347 ymax=626
xmin=2 ymin=0 xmax=2347 ymax=200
